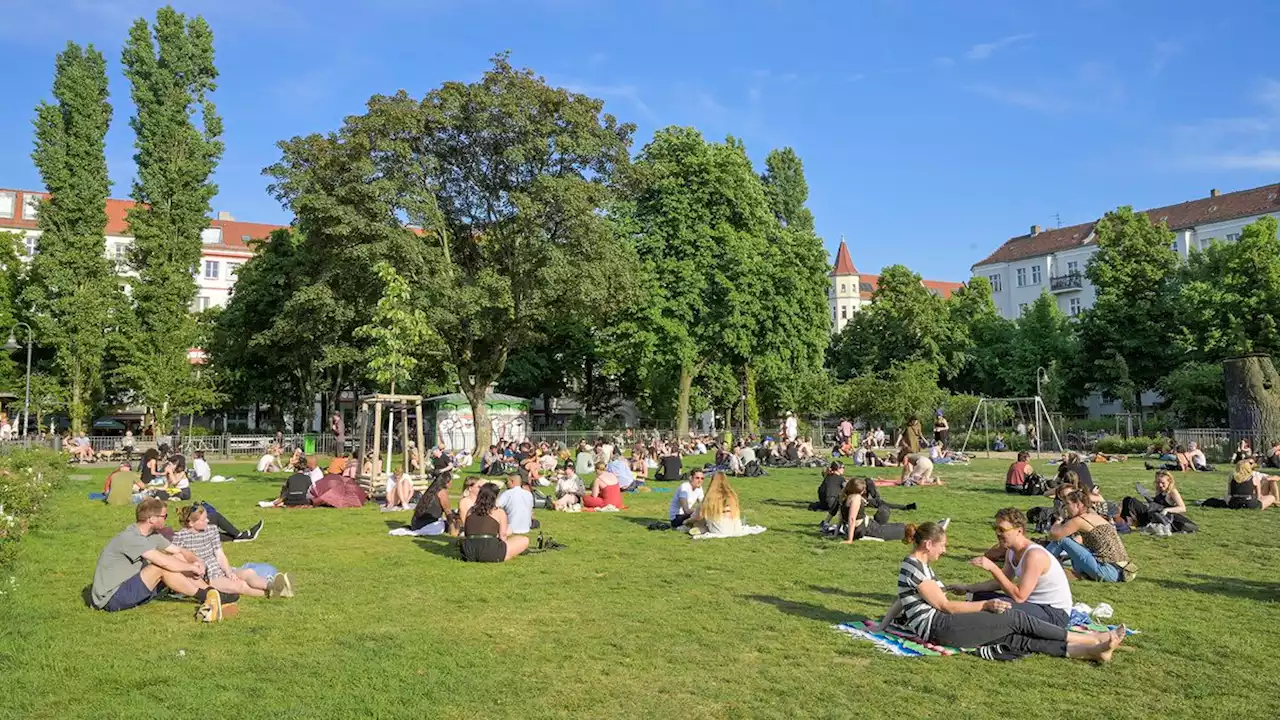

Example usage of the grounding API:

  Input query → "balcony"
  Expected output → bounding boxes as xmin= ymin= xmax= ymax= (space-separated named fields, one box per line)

xmin=1049 ymin=272 xmax=1083 ymax=292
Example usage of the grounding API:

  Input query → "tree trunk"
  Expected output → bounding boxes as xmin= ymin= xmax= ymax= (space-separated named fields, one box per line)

xmin=71 ymin=373 xmax=85 ymax=437
xmin=468 ymin=389 xmax=490 ymax=453
xmin=676 ymin=362 xmax=694 ymax=438
xmin=1223 ymin=354 xmax=1280 ymax=446
xmin=744 ymin=363 xmax=759 ymax=432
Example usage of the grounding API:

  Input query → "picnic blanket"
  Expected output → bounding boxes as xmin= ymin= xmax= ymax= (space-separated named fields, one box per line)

xmin=833 ymin=620 xmax=1138 ymax=658
xmin=388 ymin=520 xmax=447 ymax=537
xmin=690 ymin=524 xmax=767 ymax=540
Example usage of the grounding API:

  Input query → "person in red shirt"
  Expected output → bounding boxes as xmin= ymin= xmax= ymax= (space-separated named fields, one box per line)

xmin=1006 ymin=452 xmax=1032 ymax=494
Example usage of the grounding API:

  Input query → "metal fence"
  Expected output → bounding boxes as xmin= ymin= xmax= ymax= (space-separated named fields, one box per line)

xmin=1172 ymin=428 xmax=1255 ymax=462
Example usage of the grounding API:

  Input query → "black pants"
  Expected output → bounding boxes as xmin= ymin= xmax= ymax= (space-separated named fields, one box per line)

xmin=856 ymin=519 xmax=905 ymax=540
xmin=671 ymin=513 xmax=693 ymax=529
xmin=200 ymin=501 xmax=241 ymax=538
xmin=1204 ymin=496 xmax=1262 ymax=510
xmin=929 ymin=609 xmax=1068 ymax=656
xmin=971 ymin=592 xmax=1070 ymax=627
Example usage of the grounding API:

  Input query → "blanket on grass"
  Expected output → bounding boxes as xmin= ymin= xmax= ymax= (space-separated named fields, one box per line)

xmin=833 ymin=620 xmax=1138 ymax=658
xmin=689 ymin=525 xmax=767 ymax=540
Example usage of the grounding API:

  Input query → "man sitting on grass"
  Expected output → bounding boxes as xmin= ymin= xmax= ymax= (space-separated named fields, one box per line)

xmin=948 ymin=508 xmax=1074 ymax=626
xmin=496 ymin=474 xmax=537 ymax=534
xmin=91 ymin=498 xmax=230 ymax=621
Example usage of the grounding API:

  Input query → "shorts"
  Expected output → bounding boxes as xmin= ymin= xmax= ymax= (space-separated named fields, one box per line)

xmin=461 ymin=537 xmax=507 ymax=563
xmin=101 ymin=572 xmax=159 ymax=612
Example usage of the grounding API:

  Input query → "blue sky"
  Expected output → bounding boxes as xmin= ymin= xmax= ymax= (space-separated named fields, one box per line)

xmin=3 ymin=0 xmax=1280 ymax=280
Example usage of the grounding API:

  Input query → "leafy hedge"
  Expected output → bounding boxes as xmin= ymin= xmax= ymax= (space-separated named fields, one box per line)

xmin=1094 ymin=435 xmax=1169 ymax=455
xmin=0 ymin=449 xmax=70 ymax=571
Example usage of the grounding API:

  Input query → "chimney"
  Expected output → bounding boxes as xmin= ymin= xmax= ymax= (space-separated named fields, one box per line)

xmin=1030 ymin=224 xmax=1042 ymax=236
xmin=216 ymin=211 xmax=234 ymax=221
xmin=1210 ymin=189 xmax=1220 ymax=198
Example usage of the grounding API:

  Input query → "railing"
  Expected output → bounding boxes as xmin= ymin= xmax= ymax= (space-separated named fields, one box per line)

xmin=1172 ymin=428 xmax=1258 ymax=463
xmin=1049 ymin=272 xmax=1083 ymax=291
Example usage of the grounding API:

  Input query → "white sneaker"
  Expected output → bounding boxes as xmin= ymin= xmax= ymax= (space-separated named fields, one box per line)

xmin=939 ymin=518 xmax=951 ymax=531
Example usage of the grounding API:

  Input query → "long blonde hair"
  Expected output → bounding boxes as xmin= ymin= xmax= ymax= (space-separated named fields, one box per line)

xmin=1233 ymin=459 xmax=1256 ymax=484
xmin=701 ymin=472 xmax=740 ymax=520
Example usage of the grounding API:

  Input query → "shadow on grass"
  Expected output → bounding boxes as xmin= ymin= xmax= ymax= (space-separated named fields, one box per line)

xmin=614 ymin=515 xmax=671 ymax=530
xmin=80 ymin=584 xmax=93 ymax=608
xmin=412 ymin=537 xmax=461 ymax=560
xmin=1151 ymin=573 xmax=1280 ymax=601
xmin=761 ymin=499 xmax=819 ymax=510
xmin=807 ymin=585 xmax=896 ymax=604
xmin=744 ymin=594 xmax=848 ymax=625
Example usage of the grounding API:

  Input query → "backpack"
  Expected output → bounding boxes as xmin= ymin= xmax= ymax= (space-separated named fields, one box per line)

xmin=744 ymin=460 xmax=766 ymax=477
xmin=1022 ymin=472 xmax=1047 ymax=497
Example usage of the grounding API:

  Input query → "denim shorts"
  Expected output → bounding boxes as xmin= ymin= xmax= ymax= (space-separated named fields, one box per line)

xmin=238 ymin=562 xmax=278 ymax=580
xmin=102 ymin=573 xmax=159 ymax=612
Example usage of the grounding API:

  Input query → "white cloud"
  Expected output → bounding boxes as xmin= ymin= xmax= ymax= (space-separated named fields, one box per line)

xmin=964 ymin=84 xmax=1069 ymax=113
xmin=966 ymin=33 xmax=1034 ymax=61
xmin=1168 ymin=78 xmax=1280 ymax=170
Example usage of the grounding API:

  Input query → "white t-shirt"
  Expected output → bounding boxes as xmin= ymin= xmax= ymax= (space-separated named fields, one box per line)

xmin=497 ymin=486 xmax=535 ymax=534
xmin=668 ymin=481 xmax=704 ymax=520
xmin=256 ymin=454 xmax=276 ymax=472
xmin=785 ymin=417 xmax=798 ymax=440
xmin=193 ymin=458 xmax=211 ymax=482
xmin=308 ymin=467 xmax=324 ymax=484
xmin=1011 ymin=544 xmax=1073 ymax=611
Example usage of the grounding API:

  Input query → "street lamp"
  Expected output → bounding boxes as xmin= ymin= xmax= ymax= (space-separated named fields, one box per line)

xmin=4 ymin=323 xmax=33 ymax=439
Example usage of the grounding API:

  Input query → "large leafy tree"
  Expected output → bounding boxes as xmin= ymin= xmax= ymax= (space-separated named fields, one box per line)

xmin=269 ymin=55 xmax=634 ymax=448
xmin=119 ymin=5 xmax=223 ymax=434
xmin=943 ymin=276 xmax=1015 ymax=398
xmin=753 ymin=148 xmax=831 ymax=418
xmin=1001 ymin=291 xmax=1079 ymax=410
xmin=830 ymin=265 xmax=959 ymax=379
xmin=24 ymin=41 xmax=120 ymax=435
xmin=621 ymin=127 xmax=772 ymax=436
xmin=355 ymin=262 xmax=431 ymax=394
xmin=1078 ymin=206 xmax=1179 ymax=411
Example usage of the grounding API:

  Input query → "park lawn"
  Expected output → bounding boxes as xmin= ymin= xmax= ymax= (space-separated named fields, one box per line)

xmin=2 ymin=458 xmax=1279 ymax=720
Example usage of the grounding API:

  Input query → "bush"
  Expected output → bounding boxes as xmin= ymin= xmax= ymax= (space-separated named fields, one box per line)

xmin=1094 ymin=435 xmax=1168 ymax=455
xmin=0 ymin=449 xmax=70 ymax=571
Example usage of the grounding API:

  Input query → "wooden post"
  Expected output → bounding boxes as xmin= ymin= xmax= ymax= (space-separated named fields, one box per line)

xmin=401 ymin=404 xmax=410 ymax=476
xmin=372 ymin=400 xmax=383 ymax=480
xmin=415 ymin=400 xmax=426 ymax=470
xmin=355 ymin=401 xmax=368 ymax=480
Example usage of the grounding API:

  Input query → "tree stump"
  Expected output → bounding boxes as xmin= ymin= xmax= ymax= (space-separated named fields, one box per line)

xmin=1223 ymin=354 xmax=1280 ymax=445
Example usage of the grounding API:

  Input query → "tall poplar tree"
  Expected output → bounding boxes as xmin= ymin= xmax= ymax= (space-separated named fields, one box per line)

xmin=120 ymin=6 xmax=223 ymax=433
xmin=24 ymin=42 xmax=118 ymax=435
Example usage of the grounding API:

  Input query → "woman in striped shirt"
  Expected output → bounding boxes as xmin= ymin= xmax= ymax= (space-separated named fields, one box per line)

xmin=879 ymin=522 xmax=1124 ymax=662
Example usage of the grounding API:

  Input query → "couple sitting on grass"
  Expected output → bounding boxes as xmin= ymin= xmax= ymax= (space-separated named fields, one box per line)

xmin=666 ymin=470 xmax=754 ymax=535
xmin=811 ymin=461 xmax=918 ymax=540
xmin=876 ymin=516 xmax=1125 ymax=662
xmin=91 ymin=499 xmax=293 ymax=622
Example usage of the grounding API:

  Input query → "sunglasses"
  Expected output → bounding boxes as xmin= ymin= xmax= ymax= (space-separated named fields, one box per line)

xmin=991 ymin=524 xmax=1017 ymax=534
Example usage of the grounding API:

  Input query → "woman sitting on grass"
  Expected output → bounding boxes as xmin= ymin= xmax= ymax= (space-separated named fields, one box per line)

xmin=460 ymin=483 xmax=529 ymax=562
xmin=384 ymin=469 xmax=416 ymax=511
xmin=173 ymin=503 xmax=294 ymax=599
xmin=877 ymin=522 xmax=1125 ymax=662
xmin=1204 ymin=459 xmax=1280 ymax=510
xmin=151 ymin=455 xmax=191 ymax=501
xmin=284 ymin=447 xmax=304 ymax=472
xmin=582 ymin=462 xmax=624 ymax=509
xmin=1121 ymin=471 xmax=1195 ymax=533
xmin=691 ymin=472 xmax=743 ymax=535
xmin=457 ymin=476 xmax=483 ymax=530
xmin=1046 ymin=489 xmax=1135 ymax=582
xmin=552 ymin=465 xmax=586 ymax=511
xmin=839 ymin=478 xmax=911 ymax=542
xmin=408 ymin=473 xmax=455 ymax=534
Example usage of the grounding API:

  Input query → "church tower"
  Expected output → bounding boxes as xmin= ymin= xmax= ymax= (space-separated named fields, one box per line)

xmin=829 ymin=236 xmax=859 ymax=334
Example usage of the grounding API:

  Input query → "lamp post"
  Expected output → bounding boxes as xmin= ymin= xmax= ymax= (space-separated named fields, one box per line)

xmin=1035 ymin=366 xmax=1050 ymax=456
xmin=4 ymin=323 xmax=33 ymax=439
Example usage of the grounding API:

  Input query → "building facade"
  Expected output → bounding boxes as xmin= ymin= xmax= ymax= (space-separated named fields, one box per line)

xmin=972 ymin=183 xmax=1280 ymax=321
xmin=0 ymin=187 xmax=284 ymax=309
xmin=828 ymin=237 xmax=964 ymax=334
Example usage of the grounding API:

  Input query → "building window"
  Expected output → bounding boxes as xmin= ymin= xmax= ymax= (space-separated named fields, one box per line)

xmin=988 ymin=274 xmax=1002 ymax=292
xmin=1066 ymin=260 xmax=1078 ymax=274
xmin=112 ymin=243 xmax=128 ymax=270
xmin=840 ymin=283 xmax=846 ymax=293
xmin=227 ymin=262 xmax=241 ymax=277
xmin=192 ymin=296 xmax=211 ymax=312
xmin=841 ymin=306 xmax=848 ymax=319
xmin=0 ymin=191 xmax=14 ymax=219
xmin=203 ymin=260 xmax=219 ymax=280
xmin=22 ymin=194 xmax=40 ymax=220
xmin=201 ymin=228 xmax=222 ymax=244
xmin=23 ymin=235 xmax=38 ymax=257
xmin=1016 ymin=268 xmax=1027 ymax=287
xmin=1069 ymin=298 xmax=1081 ymax=316
xmin=1030 ymin=265 xmax=1042 ymax=284
xmin=1018 ymin=303 xmax=1029 ymax=316
xmin=1226 ymin=233 xmax=1240 ymax=242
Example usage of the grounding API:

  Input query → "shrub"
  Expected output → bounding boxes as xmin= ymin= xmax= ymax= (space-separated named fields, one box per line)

xmin=0 ymin=449 xmax=70 ymax=571
xmin=1094 ymin=435 xmax=1168 ymax=455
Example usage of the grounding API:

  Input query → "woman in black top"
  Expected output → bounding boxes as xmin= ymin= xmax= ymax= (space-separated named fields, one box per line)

xmin=460 ymin=484 xmax=529 ymax=562
xmin=1121 ymin=471 xmax=1196 ymax=532
xmin=410 ymin=474 xmax=454 ymax=532
xmin=1055 ymin=453 xmax=1094 ymax=491
xmin=139 ymin=447 xmax=161 ymax=485
xmin=1207 ymin=459 xmax=1278 ymax=510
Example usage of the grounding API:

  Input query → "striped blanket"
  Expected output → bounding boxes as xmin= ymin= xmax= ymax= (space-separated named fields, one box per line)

xmin=833 ymin=620 xmax=1138 ymax=658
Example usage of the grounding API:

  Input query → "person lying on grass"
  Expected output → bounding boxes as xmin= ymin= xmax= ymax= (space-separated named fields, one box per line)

xmin=1046 ymin=489 xmax=1135 ymax=582
xmin=838 ymin=478 xmax=912 ymax=542
xmin=460 ymin=483 xmax=529 ymax=563
xmin=947 ymin=508 xmax=1073 ymax=626
xmin=91 ymin=498 xmax=228 ymax=621
xmin=876 ymin=521 xmax=1125 ymax=662
xmin=173 ymin=503 xmax=294 ymax=599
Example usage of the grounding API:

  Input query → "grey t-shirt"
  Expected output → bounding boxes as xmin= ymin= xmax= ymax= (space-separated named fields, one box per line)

xmin=91 ymin=524 xmax=170 ymax=609
xmin=497 ymin=486 xmax=535 ymax=534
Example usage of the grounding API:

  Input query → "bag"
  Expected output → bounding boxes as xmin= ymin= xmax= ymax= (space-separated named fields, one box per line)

xmin=531 ymin=491 xmax=555 ymax=510
xmin=1022 ymin=472 xmax=1047 ymax=496
xmin=744 ymin=461 xmax=766 ymax=477
xmin=527 ymin=531 xmax=566 ymax=553
xmin=1026 ymin=506 xmax=1056 ymax=534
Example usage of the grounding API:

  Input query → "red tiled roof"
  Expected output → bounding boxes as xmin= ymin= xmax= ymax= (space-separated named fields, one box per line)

xmin=831 ymin=238 xmax=858 ymax=275
xmin=0 ymin=188 xmax=285 ymax=249
xmin=858 ymin=274 xmax=965 ymax=301
xmin=974 ymin=182 xmax=1280 ymax=268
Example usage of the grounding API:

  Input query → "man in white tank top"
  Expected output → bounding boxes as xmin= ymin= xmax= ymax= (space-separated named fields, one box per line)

xmin=947 ymin=507 xmax=1074 ymax=626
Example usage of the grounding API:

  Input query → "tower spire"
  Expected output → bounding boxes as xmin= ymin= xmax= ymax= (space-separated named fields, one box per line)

xmin=832 ymin=235 xmax=858 ymax=275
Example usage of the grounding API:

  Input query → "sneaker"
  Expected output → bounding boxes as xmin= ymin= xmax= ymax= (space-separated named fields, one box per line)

xmin=1159 ymin=524 xmax=1173 ymax=537
xmin=270 ymin=572 xmax=294 ymax=598
xmin=819 ymin=520 xmax=831 ymax=533
xmin=1143 ymin=462 xmax=1155 ymax=471
xmin=939 ymin=518 xmax=951 ymax=531
xmin=1141 ymin=523 xmax=1161 ymax=536
xmin=1135 ymin=482 xmax=1151 ymax=500
xmin=904 ymin=503 xmax=918 ymax=511
xmin=247 ymin=519 xmax=264 ymax=540
xmin=196 ymin=589 xmax=223 ymax=623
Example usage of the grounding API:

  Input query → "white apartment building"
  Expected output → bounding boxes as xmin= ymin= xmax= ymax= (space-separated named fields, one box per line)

xmin=828 ymin=237 xmax=963 ymax=334
xmin=972 ymin=182 xmax=1280 ymax=320
xmin=0 ymin=187 xmax=283 ymax=309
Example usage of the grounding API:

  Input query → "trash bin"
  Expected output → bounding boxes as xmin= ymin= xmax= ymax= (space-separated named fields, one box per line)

xmin=304 ymin=436 xmax=315 ymax=454
xmin=53 ymin=434 xmax=63 ymax=452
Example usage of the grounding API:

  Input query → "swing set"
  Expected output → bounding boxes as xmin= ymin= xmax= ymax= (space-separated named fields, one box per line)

xmin=959 ymin=396 xmax=1063 ymax=458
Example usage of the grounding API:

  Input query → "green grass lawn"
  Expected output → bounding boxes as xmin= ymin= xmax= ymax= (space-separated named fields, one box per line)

xmin=3 ymin=457 xmax=1280 ymax=719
